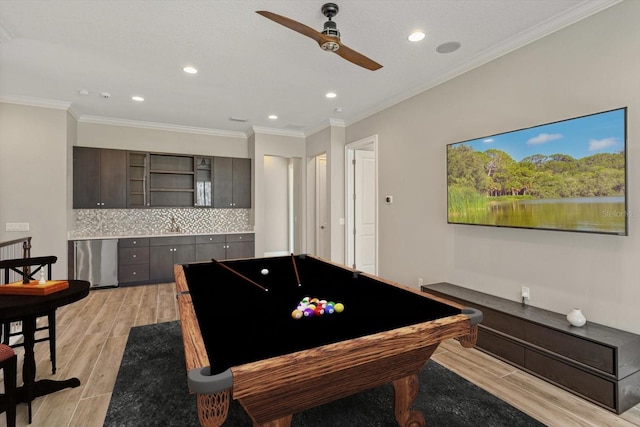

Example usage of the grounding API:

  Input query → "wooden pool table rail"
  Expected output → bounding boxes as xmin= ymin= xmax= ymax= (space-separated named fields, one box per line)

xmin=174 ymin=260 xmax=481 ymax=427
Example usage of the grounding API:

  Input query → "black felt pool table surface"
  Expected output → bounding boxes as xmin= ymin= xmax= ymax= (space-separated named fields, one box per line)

xmin=181 ymin=255 xmax=461 ymax=374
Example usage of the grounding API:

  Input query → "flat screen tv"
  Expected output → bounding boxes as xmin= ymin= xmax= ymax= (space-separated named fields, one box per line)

xmin=447 ymin=107 xmax=628 ymax=236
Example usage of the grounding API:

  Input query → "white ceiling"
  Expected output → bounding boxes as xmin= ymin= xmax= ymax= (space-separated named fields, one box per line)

xmin=0 ymin=0 xmax=620 ymax=137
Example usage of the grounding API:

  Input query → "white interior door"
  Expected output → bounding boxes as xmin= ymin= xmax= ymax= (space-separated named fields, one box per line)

xmin=346 ymin=136 xmax=377 ymax=274
xmin=354 ymin=150 xmax=376 ymax=274
xmin=315 ymin=154 xmax=329 ymax=259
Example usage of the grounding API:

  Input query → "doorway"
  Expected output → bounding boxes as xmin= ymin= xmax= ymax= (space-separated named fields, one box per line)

xmin=346 ymin=136 xmax=378 ymax=274
xmin=264 ymin=155 xmax=302 ymax=256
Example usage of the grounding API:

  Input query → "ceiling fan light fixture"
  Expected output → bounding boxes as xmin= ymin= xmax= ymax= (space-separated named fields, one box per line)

xmin=255 ymin=3 xmax=382 ymax=71
xmin=321 ymin=20 xmax=340 ymax=51
xmin=321 ymin=40 xmax=340 ymax=52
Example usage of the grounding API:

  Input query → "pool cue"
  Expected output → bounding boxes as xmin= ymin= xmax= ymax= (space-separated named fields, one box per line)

xmin=211 ymin=259 xmax=268 ymax=292
xmin=290 ymin=253 xmax=302 ymax=287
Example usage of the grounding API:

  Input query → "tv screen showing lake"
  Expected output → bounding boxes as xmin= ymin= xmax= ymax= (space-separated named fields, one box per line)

xmin=447 ymin=107 xmax=627 ymax=235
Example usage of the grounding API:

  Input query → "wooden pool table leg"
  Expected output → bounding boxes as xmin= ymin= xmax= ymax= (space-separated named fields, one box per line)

xmin=393 ymin=373 xmax=425 ymax=427
xmin=255 ymin=414 xmax=293 ymax=427
xmin=197 ymin=390 xmax=230 ymax=427
xmin=456 ymin=324 xmax=479 ymax=348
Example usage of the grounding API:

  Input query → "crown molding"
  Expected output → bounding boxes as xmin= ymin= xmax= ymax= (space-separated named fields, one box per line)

xmin=251 ymin=126 xmax=305 ymax=138
xmin=0 ymin=95 xmax=71 ymax=110
xmin=329 ymin=118 xmax=345 ymax=127
xmin=78 ymin=115 xmax=248 ymax=138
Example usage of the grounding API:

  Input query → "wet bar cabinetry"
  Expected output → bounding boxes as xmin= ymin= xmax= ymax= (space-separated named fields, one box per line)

xmin=73 ymin=147 xmax=251 ymax=208
xmin=148 ymin=154 xmax=195 ymax=207
xmin=127 ymin=152 xmax=149 ymax=208
xmin=149 ymin=235 xmax=196 ymax=283
xmin=73 ymin=147 xmax=127 ymax=208
xmin=118 ymin=238 xmax=150 ymax=284
xmin=421 ymin=282 xmax=640 ymax=414
xmin=213 ymin=157 xmax=251 ymax=208
xmin=194 ymin=233 xmax=254 ymax=261
xmin=115 ymin=234 xmax=255 ymax=285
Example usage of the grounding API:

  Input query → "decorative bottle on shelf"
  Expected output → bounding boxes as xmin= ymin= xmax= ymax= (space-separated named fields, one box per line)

xmin=39 ymin=269 xmax=46 ymax=285
xmin=567 ymin=308 xmax=586 ymax=327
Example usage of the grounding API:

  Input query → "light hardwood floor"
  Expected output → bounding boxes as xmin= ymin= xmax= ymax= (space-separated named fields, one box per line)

xmin=1 ymin=282 xmax=639 ymax=427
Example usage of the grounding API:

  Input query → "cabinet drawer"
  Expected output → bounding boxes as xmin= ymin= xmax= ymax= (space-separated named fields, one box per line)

xmin=478 ymin=328 xmax=525 ymax=366
xmin=118 ymin=263 xmax=149 ymax=283
xmin=525 ymin=323 xmax=615 ymax=375
xmin=196 ymin=234 xmax=226 ymax=244
xmin=119 ymin=238 xmax=149 ymax=248
xmin=525 ymin=349 xmax=615 ymax=410
xmin=119 ymin=247 xmax=149 ymax=265
xmin=150 ymin=236 xmax=195 ymax=246
xmin=479 ymin=307 xmax=525 ymax=341
xmin=226 ymin=233 xmax=254 ymax=243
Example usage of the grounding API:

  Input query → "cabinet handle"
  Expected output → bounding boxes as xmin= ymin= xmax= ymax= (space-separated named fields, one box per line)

xmin=133 ymin=241 xmax=137 ymax=245
xmin=133 ymin=272 xmax=137 ymax=275
xmin=133 ymin=254 xmax=136 ymax=258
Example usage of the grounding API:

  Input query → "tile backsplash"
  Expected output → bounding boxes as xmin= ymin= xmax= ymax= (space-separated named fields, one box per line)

xmin=70 ymin=208 xmax=252 ymax=238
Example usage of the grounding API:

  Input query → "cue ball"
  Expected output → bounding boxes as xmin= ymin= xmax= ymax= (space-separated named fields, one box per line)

xmin=261 ymin=268 xmax=269 ymax=275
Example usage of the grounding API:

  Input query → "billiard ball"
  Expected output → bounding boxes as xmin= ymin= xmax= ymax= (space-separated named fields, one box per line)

xmin=291 ymin=309 xmax=303 ymax=320
xmin=303 ymin=308 xmax=314 ymax=317
xmin=261 ymin=268 xmax=269 ymax=275
xmin=314 ymin=306 xmax=324 ymax=316
xmin=334 ymin=303 xmax=344 ymax=313
xmin=324 ymin=305 xmax=335 ymax=314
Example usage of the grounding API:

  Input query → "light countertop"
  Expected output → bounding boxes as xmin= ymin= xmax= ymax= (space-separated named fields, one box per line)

xmin=68 ymin=230 xmax=254 ymax=241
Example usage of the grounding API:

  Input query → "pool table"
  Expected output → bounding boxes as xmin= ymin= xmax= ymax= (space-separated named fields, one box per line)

xmin=174 ymin=254 xmax=482 ymax=427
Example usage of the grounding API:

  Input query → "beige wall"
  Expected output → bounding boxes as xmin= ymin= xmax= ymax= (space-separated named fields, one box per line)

xmin=76 ymin=121 xmax=248 ymax=157
xmin=346 ymin=0 xmax=640 ymax=333
xmin=0 ymin=103 xmax=70 ymax=274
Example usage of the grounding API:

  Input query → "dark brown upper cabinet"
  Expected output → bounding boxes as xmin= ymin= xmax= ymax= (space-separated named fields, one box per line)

xmin=73 ymin=146 xmax=127 ymax=209
xmin=213 ymin=157 xmax=251 ymax=208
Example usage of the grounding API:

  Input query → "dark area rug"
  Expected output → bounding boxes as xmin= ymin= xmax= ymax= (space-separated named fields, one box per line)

xmin=104 ymin=321 xmax=545 ymax=427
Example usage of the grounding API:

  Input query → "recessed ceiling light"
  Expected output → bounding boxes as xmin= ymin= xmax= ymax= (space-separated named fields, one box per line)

xmin=408 ymin=31 xmax=425 ymax=42
xmin=131 ymin=96 xmax=144 ymax=102
xmin=436 ymin=41 xmax=461 ymax=54
xmin=268 ymin=114 xmax=278 ymax=120
xmin=78 ymin=89 xmax=89 ymax=96
xmin=325 ymin=92 xmax=337 ymax=99
xmin=183 ymin=66 xmax=198 ymax=74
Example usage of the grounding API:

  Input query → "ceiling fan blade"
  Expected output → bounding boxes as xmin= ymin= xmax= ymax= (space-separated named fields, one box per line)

xmin=256 ymin=9 xmax=383 ymax=71
xmin=334 ymin=42 xmax=383 ymax=71
xmin=256 ymin=11 xmax=324 ymax=44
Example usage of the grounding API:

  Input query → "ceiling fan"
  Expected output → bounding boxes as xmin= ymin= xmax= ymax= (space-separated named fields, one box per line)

xmin=256 ymin=3 xmax=383 ymax=71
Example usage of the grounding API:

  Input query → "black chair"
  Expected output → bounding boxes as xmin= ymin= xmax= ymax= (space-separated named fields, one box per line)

xmin=0 ymin=256 xmax=59 ymax=374
xmin=0 ymin=343 xmax=17 ymax=427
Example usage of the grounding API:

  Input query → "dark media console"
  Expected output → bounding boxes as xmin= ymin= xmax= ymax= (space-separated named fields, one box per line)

xmin=421 ymin=282 xmax=640 ymax=414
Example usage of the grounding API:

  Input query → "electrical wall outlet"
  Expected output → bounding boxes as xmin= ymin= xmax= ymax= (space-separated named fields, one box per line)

xmin=521 ymin=286 xmax=530 ymax=300
xmin=6 ymin=222 xmax=30 ymax=232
